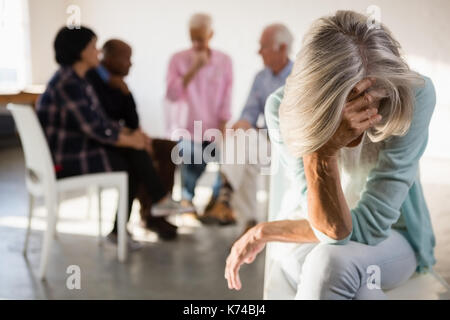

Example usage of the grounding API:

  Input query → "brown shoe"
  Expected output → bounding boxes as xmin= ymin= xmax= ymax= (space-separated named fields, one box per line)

xmin=200 ymin=199 xmax=237 ymax=226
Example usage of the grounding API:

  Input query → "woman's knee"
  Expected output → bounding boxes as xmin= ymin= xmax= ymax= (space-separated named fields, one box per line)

xmin=298 ymin=243 xmax=360 ymax=299
xmin=304 ymin=243 xmax=353 ymax=273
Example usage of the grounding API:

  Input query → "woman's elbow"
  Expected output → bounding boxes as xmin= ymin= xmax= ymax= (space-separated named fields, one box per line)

xmin=334 ymin=222 xmax=353 ymax=241
xmin=312 ymin=222 xmax=353 ymax=245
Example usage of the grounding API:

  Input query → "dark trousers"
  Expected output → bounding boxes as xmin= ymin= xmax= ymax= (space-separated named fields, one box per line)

xmin=107 ymin=148 xmax=167 ymax=232
xmin=56 ymin=142 xmax=174 ymax=232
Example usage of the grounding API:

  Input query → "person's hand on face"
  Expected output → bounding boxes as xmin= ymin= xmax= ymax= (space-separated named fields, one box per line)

xmin=192 ymin=50 xmax=209 ymax=69
xmin=317 ymin=78 xmax=386 ymax=156
xmin=225 ymin=225 xmax=266 ymax=291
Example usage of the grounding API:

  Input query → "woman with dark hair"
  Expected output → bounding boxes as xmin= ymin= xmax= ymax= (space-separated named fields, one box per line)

xmin=37 ymin=26 xmax=181 ymax=244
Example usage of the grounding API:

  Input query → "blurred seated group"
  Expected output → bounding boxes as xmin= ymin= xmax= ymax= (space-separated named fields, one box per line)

xmin=36 ymin=13 xmax=294 ymax=247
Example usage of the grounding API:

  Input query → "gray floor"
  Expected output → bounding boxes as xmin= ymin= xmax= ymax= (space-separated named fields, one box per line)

xmin=1 ymin=139 xmax=449 ymax=299
xmin=0 ymin=141 xmax=264 ymax=299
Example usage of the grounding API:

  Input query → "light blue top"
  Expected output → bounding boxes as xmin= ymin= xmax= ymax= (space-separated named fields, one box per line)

xmin=240 ymin=60 xmax=293 ymax=128
xmin=96 ymin=64 xmax=111 ymax=82
xmin=265 ymin=75 xmax=437 ymax=273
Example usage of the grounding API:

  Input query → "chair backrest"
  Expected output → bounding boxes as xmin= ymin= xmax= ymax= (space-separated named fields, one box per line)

xmin=7 ymin=104 xmax=56 ymax=195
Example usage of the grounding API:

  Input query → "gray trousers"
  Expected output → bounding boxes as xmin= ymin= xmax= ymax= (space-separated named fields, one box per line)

xmin=279 ymin=229 xmax=417 ymax=299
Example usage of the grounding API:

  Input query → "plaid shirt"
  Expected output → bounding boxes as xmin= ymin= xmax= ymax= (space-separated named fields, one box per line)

xmin=37 ymin=67 xmax=120 ymax=177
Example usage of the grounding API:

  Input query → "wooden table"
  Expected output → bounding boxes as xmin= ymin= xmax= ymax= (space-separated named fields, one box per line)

xmin=0 ymin=90 xmax=43 ymax=108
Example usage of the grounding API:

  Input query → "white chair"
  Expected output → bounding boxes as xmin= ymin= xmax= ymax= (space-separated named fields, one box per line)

xmin=264 ymin=142 xmax=450 ymax=300
xmin=7 ymin=103 xmax=128 ymax=280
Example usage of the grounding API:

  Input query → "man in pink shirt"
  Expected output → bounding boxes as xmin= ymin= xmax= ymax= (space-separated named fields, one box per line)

xmin=166 ymin=13 xmax=233 ymax=216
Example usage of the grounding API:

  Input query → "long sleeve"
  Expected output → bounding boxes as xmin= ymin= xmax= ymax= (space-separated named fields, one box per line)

xmin=266 ymin=77 xmax=436 ymax=247
xmin=58 ymin=81 xmax=120 ymax=145
xmin=240 ymin=75 xmax=263 ymax=127
xmin=166 ymin=54 xmax=185 ymax=102
xmin=350 ymin=76 xmax=436 ymax=245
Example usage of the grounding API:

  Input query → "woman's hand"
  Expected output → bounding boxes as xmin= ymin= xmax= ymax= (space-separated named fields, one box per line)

xmin=117 ymin=128 xmax=146 ymax=150
xmin=317 ymin=78 xmax=385 ymax=157
xmin=225 ymin=224 xmax=266 ymax=290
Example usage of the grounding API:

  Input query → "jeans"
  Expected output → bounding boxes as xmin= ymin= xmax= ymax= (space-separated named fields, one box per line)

xmin=278 ymin=229 xmax=418 ymax=299
xmin=178 ymin=139 xmax=222 ymax=201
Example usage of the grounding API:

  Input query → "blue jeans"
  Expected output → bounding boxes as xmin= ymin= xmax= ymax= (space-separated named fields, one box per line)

xmin=178 ymin=139 xmax=222 ymax=201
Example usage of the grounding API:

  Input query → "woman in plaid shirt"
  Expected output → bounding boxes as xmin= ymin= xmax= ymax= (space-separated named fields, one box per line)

xmin=37 ymin=26 xmax=178 ymax=245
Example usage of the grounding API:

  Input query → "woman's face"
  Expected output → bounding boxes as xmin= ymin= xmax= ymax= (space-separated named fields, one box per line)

xmin=80 ymin=37 xmax=100 ymax=68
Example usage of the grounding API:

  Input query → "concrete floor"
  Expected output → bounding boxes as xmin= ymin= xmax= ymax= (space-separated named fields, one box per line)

xmin=1 ymin=138 xmax=449 ymax=299
xmin=0 ymin=140 xmax=265 ymax=299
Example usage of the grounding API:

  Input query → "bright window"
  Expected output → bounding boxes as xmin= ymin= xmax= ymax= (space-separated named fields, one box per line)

xmin=0 ymin=0 xmax=30 ymax=92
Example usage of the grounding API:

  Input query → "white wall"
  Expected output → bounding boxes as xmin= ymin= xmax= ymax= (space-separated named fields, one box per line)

xmin=28 ymin=0 xmax=450 ymax=158
xmin=28 ymin=0 xmax=66 ymax=85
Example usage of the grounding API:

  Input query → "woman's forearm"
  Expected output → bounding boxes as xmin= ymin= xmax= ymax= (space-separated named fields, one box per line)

xmin=256 ymin=219 xmax=319 ymax=244
xmin=303 ymin=152 xmax=352 ymax=240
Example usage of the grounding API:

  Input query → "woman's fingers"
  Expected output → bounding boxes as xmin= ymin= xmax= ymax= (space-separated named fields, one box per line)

xmin=225 ymin=228 xmax=264 ymax=290
xmin=225 ymin=248 xmax=244 ymax=290
xmin=347 ymin=78 xmax=375 ymax=101
xmin=230 ymin=261 xmax=241 ymax=290
xmin=245 ymin=253 xmax=256 ymax=264
xmin=350 ymin=106 xmax=379 ymax=123
xmin=358 ymin=114 xmax=383 ymax=132
xmin=347 ymin=88 xmax=385 ymax=112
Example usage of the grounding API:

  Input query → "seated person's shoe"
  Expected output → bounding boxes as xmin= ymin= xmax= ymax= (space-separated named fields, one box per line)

xmin=106 ymin=230 xmax=144 ymax=251
xmin=200 ymin=199 xmax=237 ymax=226
xmin=151 ymin=197 xmax=196 ymax=217
xmin=145 ymin=216 xmax=178 ymax=240
xmin=203 ymin=196 xmax=217 ymax=215
xmin=200 ymin=184 xmax=236 ymax=225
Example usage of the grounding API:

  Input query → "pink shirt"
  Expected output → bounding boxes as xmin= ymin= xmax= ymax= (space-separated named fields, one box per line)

xmin=166 ymin=48 xmax=233 ymax=141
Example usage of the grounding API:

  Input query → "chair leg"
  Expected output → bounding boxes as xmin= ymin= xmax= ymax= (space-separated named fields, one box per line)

xmin=117 ymin=180 xmax=128 ymax=262
xmin=86 ymin=185 xmax=97 ymax=220
xmin=53 ymin=195 xmax=60 ymax=239
xmin=86 ymin=189 xmax=92 ymax=220
xmin=97 ymin=187 xmax=103 ymax=245
xmin=39 ymin=194 xmax=57 ymax=280
xmin=23 ymin=193 xmax=34 ymax=256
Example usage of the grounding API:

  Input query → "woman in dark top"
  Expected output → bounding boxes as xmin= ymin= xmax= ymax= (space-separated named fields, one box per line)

xmin=37 ymin=26 xmax=177 ymax=242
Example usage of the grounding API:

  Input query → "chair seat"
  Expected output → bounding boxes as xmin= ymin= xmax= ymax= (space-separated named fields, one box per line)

xmin=385 ymin=272 xmax=450 ymax=300
xmin=57 ymin=172 xmax=127 ymax=192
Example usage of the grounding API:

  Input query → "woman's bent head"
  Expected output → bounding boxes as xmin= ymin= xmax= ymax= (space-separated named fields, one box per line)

xmin=279 ymin=10 xmax=424 ymax=158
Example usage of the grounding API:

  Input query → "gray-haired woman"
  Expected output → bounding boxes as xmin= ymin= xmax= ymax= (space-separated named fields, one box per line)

xmin=225 ymin=10 xmax=436 ymax=299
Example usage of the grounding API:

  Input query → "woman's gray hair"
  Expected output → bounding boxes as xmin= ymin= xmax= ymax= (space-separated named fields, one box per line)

xmin=279 ymin=10 xmax=424 ymax=158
